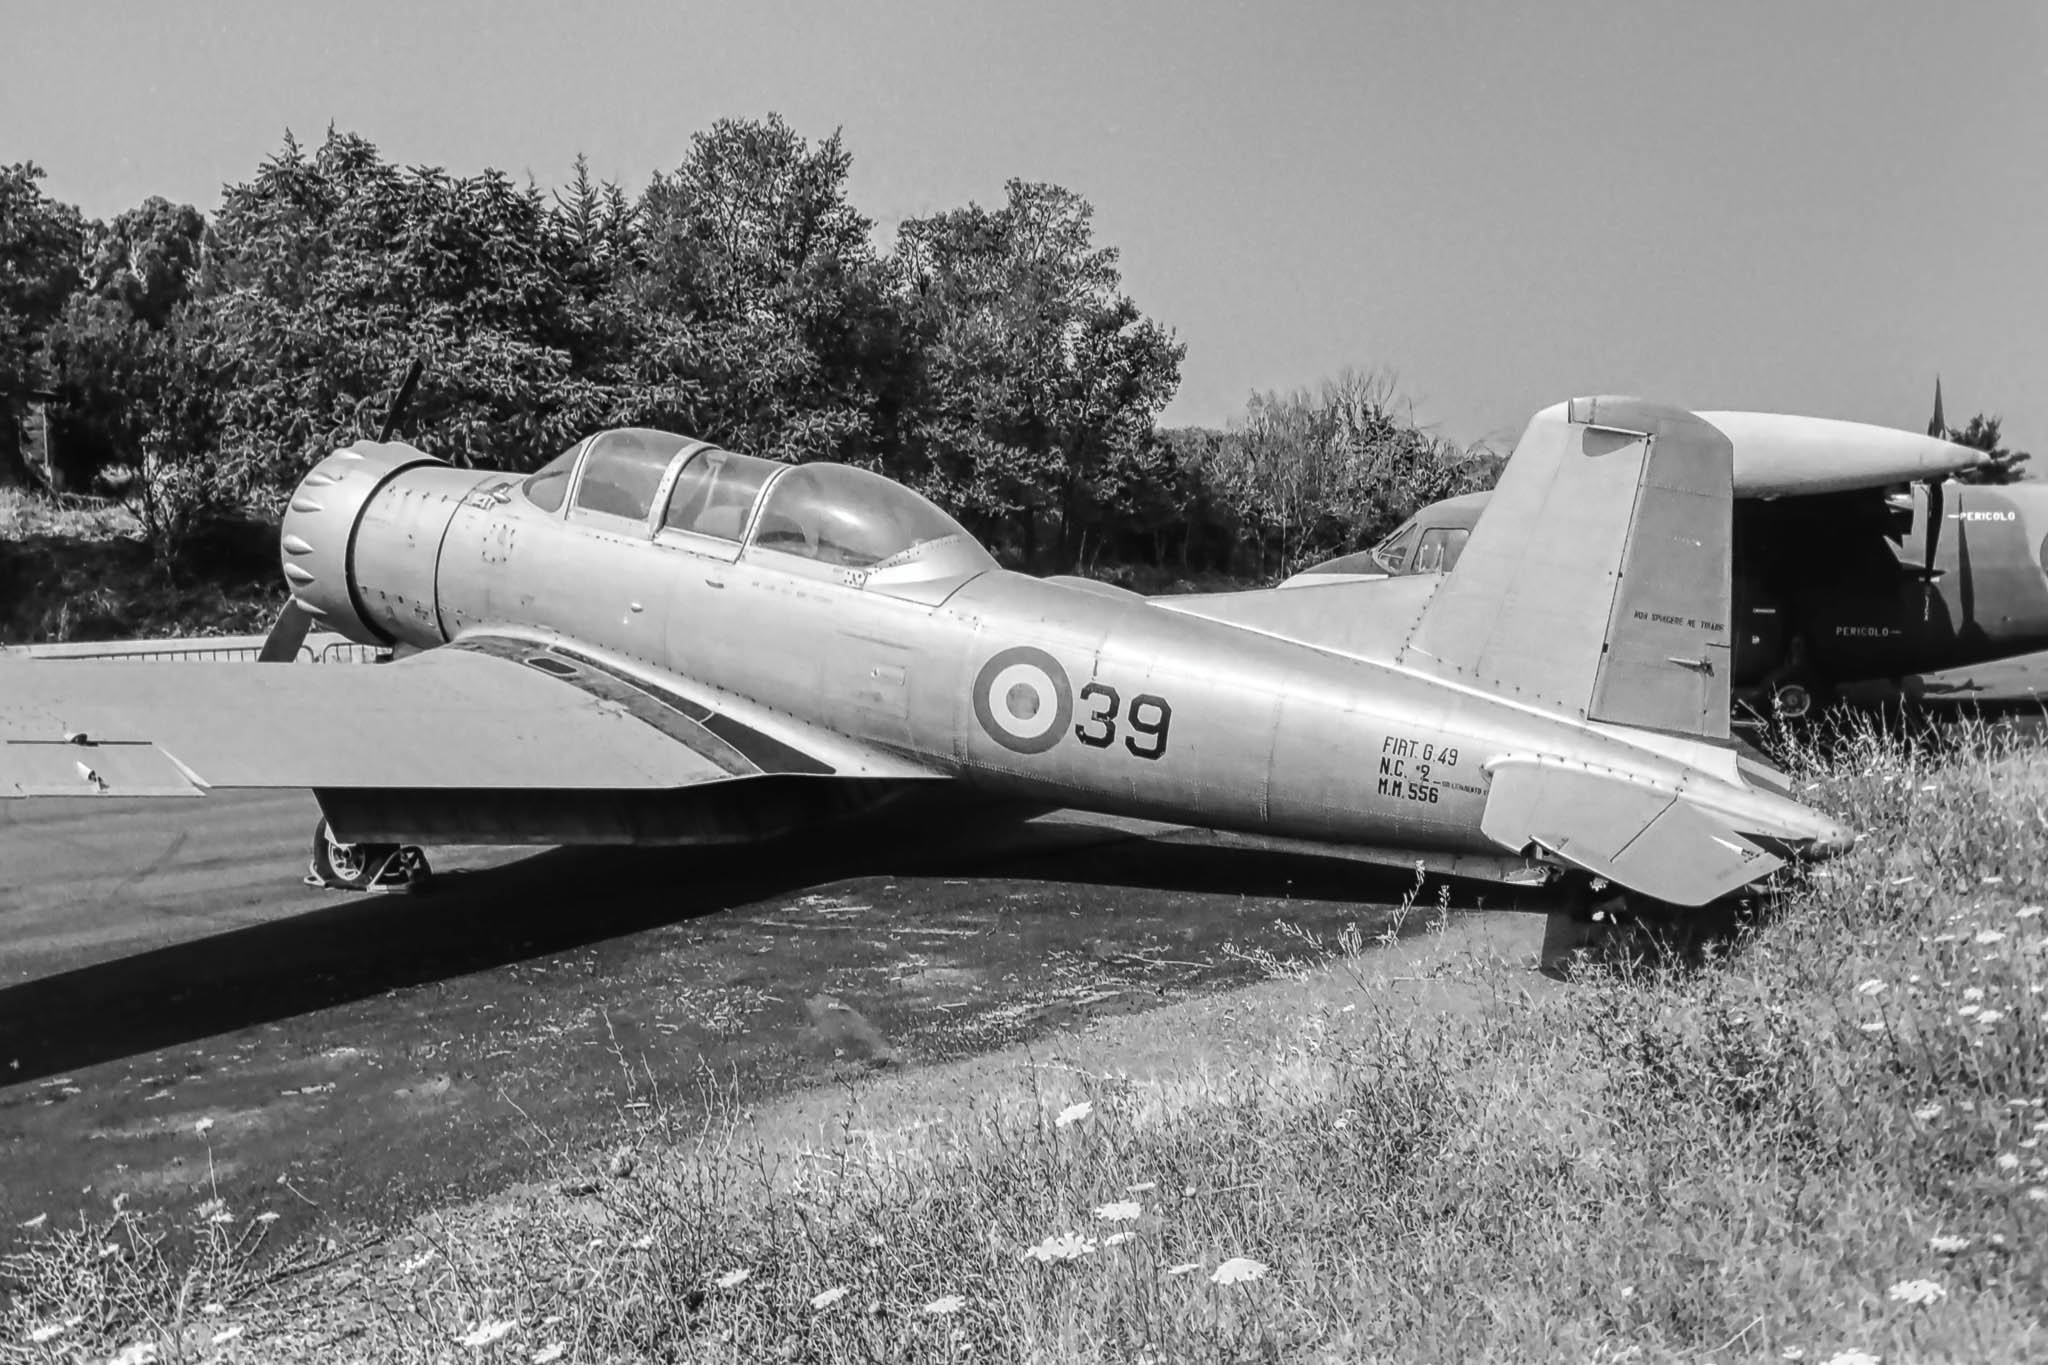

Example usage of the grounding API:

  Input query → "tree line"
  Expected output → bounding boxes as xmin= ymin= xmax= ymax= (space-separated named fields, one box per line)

xmin=0 ymin=118 xmax=1500 ymax=580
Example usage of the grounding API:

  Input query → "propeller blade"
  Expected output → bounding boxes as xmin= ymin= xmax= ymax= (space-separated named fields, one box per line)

xmin=374 ymin=357 xmax=425 ymax=444
xmin=256 ymin=599 xmax=314 ymax=664
xmin=1924 ymin=478 xmax=1943 ymax=577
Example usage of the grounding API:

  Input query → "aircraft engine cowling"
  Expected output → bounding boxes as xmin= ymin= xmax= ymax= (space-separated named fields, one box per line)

xmin=278 ymin=441 xmax=493 ymax=649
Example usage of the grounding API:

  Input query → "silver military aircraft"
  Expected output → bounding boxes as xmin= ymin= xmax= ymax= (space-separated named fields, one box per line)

xmin=1 ymin=395 xmax=1858 ymax=940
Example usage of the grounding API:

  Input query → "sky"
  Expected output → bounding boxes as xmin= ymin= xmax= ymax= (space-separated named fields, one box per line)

xmin=6 ymin=0 xmax=2044 ymax=455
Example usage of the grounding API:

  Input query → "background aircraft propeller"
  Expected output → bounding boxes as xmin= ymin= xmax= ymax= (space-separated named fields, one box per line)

xmin=258 ymin=358 xmax=424 ymax=663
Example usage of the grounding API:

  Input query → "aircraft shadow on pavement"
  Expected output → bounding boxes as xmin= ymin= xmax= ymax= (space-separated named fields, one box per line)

xmin=0 ymin=812 xmax=1502 ymax=1082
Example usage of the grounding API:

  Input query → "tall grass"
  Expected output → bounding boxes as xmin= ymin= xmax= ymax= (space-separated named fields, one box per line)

xmin=6 ymin=717 xmax=2046 ymax=1362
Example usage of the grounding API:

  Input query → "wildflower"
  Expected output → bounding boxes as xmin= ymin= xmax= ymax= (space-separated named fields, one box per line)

xmin=1103 ymin=1231 xmax=1135 ymax=1247
xmin=1979 ymin=1010 xmax=2006 ymax=1025
xmin=1860 ymin=1022 xmax=1886 ymax=1034
xmin=1127 ymin=1181 xmax=1157 ymax=1192
xmin=458 ymin=1321 xmax=518 ymax=1348
xmin=1958 ymin=1005 xmax=1981 ymax=1018
xmin=1094 ymin=1200 xmax=1142 ymax=1222
xmin=399 ymin=1249 xmax=437 ymax=1275
xmin=1964 ymin=987 xmax=1986 ymax=1001
xmin=196 ymin=1197 xmax=231 ymax=1224
xmin=924 ymin=1294 xmax=967 ymax=1315
xmin=810 ymin=1286 xmax=848 ymax=1310
xmin=1928 ymin=1235 xmax=1970 ymax=1254
xmin=715 ymin=1267 xmax=751 ymax=1289
xmin=1913 ymin=1103 xmax=1944 ymax=1121
xmin=202 ymin=1303 xmax=223 ymax=1316
xmin=256 ymin=1211 xmax=280 ymax=1224
xmin=194 ymin=1116 xmax=214 ymax=1135
xmin=28 ymin=1324 xmax=67 ymax=1344
xmin=630 ymin=1235 xmax=654 ymax=1250
xmin=1021 ymin=1232 xmax=1097 ymax=1262
xmin=1054 ymin=1101 xmax=1093 ymax=1128
xmin=109 ymin=1344 xmax=157 ymax=1365
xmin=1887 ymin=1278 xmax=1946 ymax=1305
xmin=1165 ymin=1261 xmax=1203 ymax=1276
xmin=1783 ymin=1351 xmax=1805 ymax=1362
xmin=1997 ymin=1153 xmax=2021 ymax=1172
xmin=1855 ymin=979 xmax=1887 ymax=996
xmin=2027 ymin=1187 xmax=2048 ymax=1203
xmin=533 ymin=1348 xmax=565 ymax=1364
xmin=1975 ymin=930 xmax=2008 ymax=946
xmin=2020 ymin=906 xmax=2044 ymax=920
xmin=1211 ymin=1257 xmax=1268 ymax=1285
xmin=1983 ymin=875 xmax=2007 ymax=885
xmin=211 ymin=1325 xmax=246 ymax=1345
xmin=1819 ymin=1352 xmax=1881 ymax=1365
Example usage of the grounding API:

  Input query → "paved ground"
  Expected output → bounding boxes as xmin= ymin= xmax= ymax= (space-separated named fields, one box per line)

xmin=0 ymin=792 xmax=1506 ymax=1253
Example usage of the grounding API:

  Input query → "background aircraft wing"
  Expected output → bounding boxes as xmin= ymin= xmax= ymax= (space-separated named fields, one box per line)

xmin=1887 ymin=651 xmax=2048 ymax=707
xmin=0 ymin=636 xmax=934 ymax=799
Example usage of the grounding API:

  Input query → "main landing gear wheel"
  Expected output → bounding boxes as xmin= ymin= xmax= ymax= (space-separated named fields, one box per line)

xmin=306 ymin=818 xmax=432 ymax=893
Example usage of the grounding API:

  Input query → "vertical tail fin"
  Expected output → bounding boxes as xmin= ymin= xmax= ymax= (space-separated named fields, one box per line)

xmin=1399 ymin=396 xmax=1735 ymax=740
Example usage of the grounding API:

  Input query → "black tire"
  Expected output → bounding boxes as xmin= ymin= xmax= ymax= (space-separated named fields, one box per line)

xmin=310 ymin=818 xmax=399 ymax=891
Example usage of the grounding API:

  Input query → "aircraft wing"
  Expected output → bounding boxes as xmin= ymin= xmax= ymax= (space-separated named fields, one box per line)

xmin=1480 ymin=757 xmax=1785 ymax=907
xmin=1894 ymin=651 xmax=2048 ymax=707
xmin=0 ymin=636 xmax=936 ymax=800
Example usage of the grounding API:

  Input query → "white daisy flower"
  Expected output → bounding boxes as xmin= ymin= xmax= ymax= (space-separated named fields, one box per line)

xmin=923 ymin=1294 xmax=967 ymax=1315
xmin=532 ymin=1347 xmax=565 ymax=1364
xmin=1103 ymin=1231 xmax=1135 ymax=1247
xmin=1210 ymin=1257 xmax=1267 ymax=1285
xmin=715 ymin=1267 xmax=751 ymax=1289
xmin=1818 ymin=1352 xmax=1880 ymax=1365
xmin=1886 ymin=1278 xmax=1945 ymax=1306
xmin=1928 ymin=1235 xmax=1970 ymax=1254
xmin=1913 ymin=1103 xmax=1944 ymax=1122
xmin=1997 ymin=1153 xmax=2021 ymax=1172
xmin=810 ymin=1286 xmax=848 ymax=1310
xmin=1054 ymin=1101 xmax=1093 ymax=1128
xmin=458 ymin=1320 xmax=518 ymax=1348
xmin=1020 ymin=1231 xmax=1097 ymax=1262
xmin=1094 ymin=1200 xmax=1142 ymax=1222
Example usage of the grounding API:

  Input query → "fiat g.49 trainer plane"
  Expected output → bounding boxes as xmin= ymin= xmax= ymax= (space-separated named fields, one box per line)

xmin=1 ymin=397 xmax=1854 ymax=931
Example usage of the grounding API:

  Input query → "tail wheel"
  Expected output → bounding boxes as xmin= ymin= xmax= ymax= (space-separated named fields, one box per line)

xmin=1772 ymin=682 xmax=1814 ymax=720
xmin=309 ymin=818 xmax=401 ymax=892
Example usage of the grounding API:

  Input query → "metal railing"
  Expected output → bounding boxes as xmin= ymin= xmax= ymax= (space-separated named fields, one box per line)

xmin=3 ymin=633 xmax=390 ymax=664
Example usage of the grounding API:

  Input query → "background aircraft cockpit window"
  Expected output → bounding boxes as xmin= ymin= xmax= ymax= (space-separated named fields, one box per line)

xmin=1412 ymin=526 xmax=1470 ymax=574
xmin=661 ymin=448 xmax=783 ymax=542
xmin=521 ymin=440 xmax=585 ymax=514
xmin=1372 ymin=523 xmax=1421 ymax=574
xmin=571 ymin=429 xmax=692 ymax=522
xmin=750 ymin=464 xmax=980 ymax=570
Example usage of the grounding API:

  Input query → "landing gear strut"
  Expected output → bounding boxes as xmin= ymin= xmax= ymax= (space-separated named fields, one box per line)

xmin=305 ymin=818 xmax=432 ymax=892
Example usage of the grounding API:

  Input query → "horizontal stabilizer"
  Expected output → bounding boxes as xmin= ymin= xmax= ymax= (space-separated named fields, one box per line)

xmin=1481 ymin=757 xmax=1783 ymax=906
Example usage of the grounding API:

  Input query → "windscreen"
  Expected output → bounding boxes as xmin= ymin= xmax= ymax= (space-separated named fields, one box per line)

xmin=521 ymin=441 xmax=584 ymax=513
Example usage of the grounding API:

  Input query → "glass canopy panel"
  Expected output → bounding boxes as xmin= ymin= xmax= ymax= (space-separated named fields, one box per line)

xmin=661 ymin=447 xmax=783 ymax=541
xmin=749 ymin=463 xmax=983 ymax=570
xmin=572 ymin=429 xmax=694 ymax=522
xmin=521 ymin=440 xmax=585 ymax=514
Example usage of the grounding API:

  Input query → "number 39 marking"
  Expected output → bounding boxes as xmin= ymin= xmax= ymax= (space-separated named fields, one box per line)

xmin=1073 ymin=682 xmax=1173 ymax=760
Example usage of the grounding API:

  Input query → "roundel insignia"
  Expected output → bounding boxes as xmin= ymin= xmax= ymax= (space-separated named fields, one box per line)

xmin=972 ymin=646 xmax=1074 ymax=755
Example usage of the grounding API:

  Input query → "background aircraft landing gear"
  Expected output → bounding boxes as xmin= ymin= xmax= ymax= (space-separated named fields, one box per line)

xmin=306 ymin=818 xmax=432 ymax=893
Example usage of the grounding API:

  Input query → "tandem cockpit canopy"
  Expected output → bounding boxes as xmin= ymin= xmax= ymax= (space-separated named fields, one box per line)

xmin=518 ymin=428 xmax=994 ymax=581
